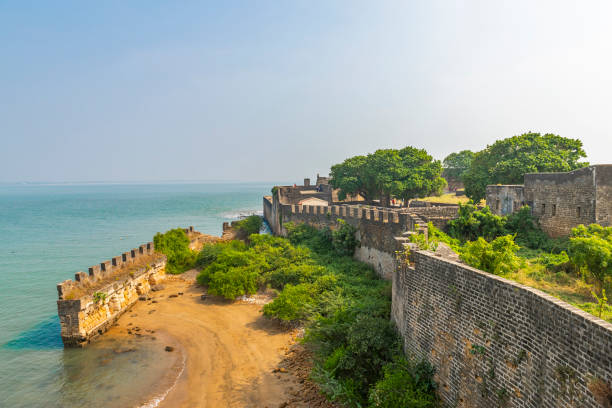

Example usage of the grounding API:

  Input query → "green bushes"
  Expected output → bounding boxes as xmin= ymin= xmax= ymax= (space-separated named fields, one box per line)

xmin=460 ymin=235 xmax=522 ymax=275
xmin=447 ymin=204 xmax=506 ymax=242
xmin=331 ymin=219 xmax=360 ymax=256
xmin=153 ymin=228 xmax=197 ymax=274
xmin=369 ymin=355 xmax=437 ymax=408
xmin=569 ymin=224 xmax=612 ymax=285
xmin=234 ymin=215 xmax=263 ymax=236
xmin=192 ymin=222 xmax=437 ymax=406
xmin=447 ymin=204 xmax=567 ymax=253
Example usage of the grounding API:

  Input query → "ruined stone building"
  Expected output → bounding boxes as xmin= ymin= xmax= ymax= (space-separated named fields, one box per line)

xmin=486 ymin=164 xmax=612 ymax=237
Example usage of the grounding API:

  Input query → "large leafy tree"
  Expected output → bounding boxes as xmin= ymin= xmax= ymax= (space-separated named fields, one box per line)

xmin=330 ymin=147 xmax=446 ymax=206
xmin=442 ymin=150 xmax=474 ymax=184
xmin=463 ymin=132 xmax=587 ymax=202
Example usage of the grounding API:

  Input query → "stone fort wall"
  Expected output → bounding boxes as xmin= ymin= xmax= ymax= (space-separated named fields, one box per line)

xmin=264 ymin=195 xmax=612 ymax=407
xmin=394 ymin=248 xmax=612 ymax=408
xmin=264 ymin=199 xmax=446 ymax=278
xmin=487 ymin=165 xmax=612 ymax=237
xmin=56 ymin=226 xmax=197 ymax=347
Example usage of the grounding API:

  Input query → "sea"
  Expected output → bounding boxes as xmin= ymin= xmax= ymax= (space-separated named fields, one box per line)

xmin=0 ymin=182 xmax=278 ymax=408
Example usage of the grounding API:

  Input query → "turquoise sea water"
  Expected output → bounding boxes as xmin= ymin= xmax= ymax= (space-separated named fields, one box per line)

xmin=0 ymin=182 xmax=275 ymax=407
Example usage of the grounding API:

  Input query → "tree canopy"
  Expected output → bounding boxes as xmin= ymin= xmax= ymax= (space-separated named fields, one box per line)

xmin=462 ymin=132 xmax=587 ymax=202
xmin=330 ymin=147 xmax=446 ymax=206
xmin=442 ymin=150 xmax=474 ymax=183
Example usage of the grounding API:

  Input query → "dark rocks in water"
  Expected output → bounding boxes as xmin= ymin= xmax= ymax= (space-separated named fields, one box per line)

xmin=178 ymin=292 xmax=184 ymax=296
xmin=151 ymin=285 xmax=165 ymax=291
xmin=200 ymin=294 xmax=208 ymax=301
xmin=165 ymin=346 xmax=174 ymax=352
xmin=151 ymin=300 xmax=158 ymax=303
xmin=169 ymin=294 xmax=178 ymax=298
xmin=138 ymin=295 xmax=147 ymax=301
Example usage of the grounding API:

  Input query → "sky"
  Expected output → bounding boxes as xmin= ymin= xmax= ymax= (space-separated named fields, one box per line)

xmin=1 ymin=0 xmax=611 ymax=183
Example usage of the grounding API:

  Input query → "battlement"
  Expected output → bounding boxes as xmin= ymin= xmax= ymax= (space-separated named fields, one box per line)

xmin=288 ymin=204 xmax=404 ymax=224
xmin=56 ymin=241 xmax=159 ymax=301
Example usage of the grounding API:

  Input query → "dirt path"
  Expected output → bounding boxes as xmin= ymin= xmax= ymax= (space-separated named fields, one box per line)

xmin=105 ymin=272 xmax=332 ymax=408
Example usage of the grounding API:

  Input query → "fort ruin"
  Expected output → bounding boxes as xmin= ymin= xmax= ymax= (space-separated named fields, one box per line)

xmin=264 ymin=178 xmax=612 ymax=408
xmin=487 ymin=165 xmax=612 ymax=237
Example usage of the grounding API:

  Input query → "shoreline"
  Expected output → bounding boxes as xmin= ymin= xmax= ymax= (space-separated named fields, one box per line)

xmin=103 ymin=271 xmax=297 ymax=408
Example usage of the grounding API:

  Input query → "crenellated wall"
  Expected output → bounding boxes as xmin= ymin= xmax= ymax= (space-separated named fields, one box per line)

xmin=57 ymin=240 xmax=167 ymax=347
xmin=264 ymin=196 xmax=449 ymax=278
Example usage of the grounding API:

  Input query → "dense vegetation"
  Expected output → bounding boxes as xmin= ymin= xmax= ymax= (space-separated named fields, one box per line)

xmin=234 ymin=215 xmax=263 ymax=236
xmin=461 ymin=132 xmax=588 ymax=202
xmin=428 ymin=206 xmax=612 ymax=322
xmin=447 ymin=203 xmax=568 ymax=252
xmin=153 ymin=228 xmax=197 ymax=274
xmin=193 ymin=221 xmax=438 ymax=407
xmin=330 ymin=147 xmax=446 ymax=206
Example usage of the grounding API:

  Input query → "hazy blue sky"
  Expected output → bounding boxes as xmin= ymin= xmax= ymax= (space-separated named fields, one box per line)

xmin=2 ymin=1 xmax=611 ymax=183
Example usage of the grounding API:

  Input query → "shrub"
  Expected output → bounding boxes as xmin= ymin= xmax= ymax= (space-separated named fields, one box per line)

xmin=447 ymin=204 xmax=506 ymax=242
xmin=154 ymin=228 xmax=197 ymax=274
xmin=262 ymin=283 xmax=316 ymax=321
xmin=266 ymin=263 xmax=326 ymax=290
xmin=234 ymin=215 xmax=263 ymax=236
xmin=332 ymin=219 xmax=359 ymax=256
xmin=369 ymin=355 xmax=437 ymax=408
xmin=538 ymin=251 xmax=572 ymax=273
xmin=195 ymin=242 xmax=226 ymax=268
xmin=569 ymin=224 xmax=612 ymax=285
xmin=460 ymin=235 xmax=522 ymax=275
xmin=207 ymin=266 xmax=259 ymax=299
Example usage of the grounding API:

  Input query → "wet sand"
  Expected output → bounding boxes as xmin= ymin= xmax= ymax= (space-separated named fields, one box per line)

xmin=105 ymin=271 xmax=297 ymax=408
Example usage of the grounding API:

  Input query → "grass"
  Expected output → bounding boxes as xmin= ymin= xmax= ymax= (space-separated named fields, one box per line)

xmin=418 ymin=192 xmax=471 ymax=205
xmin=498 ymin=261 xmax=612 ymax=323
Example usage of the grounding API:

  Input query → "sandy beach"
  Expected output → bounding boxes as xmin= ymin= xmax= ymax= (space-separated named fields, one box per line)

xmin=105 ymin=271 xmax=335 ymax=408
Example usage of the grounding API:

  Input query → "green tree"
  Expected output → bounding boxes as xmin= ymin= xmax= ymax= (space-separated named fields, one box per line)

xmin=330 ymin=147 xmax=445 ymax=206
xmin=442 ymin=150 xmax=474 ymax=185
xmin=329 ymin=155 xmax=371 ymax=202
xmin=463 ymin=132 xmax=587 ymax=202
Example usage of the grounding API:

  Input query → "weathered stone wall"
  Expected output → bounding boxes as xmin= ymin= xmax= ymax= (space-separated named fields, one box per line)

xmin=487 ymin=185 xmax=525 ymax=216
xmin=57 ymin=256 xmax=166 ymax=347
xmin=57 ymin=242 xmax=166 ymax=347
xmin=264 ymin=199 xmax=453 ymax=278
xmin=393 ymin=248 xmax=612 ymax=408
xmin=272 ymin=204 xmax=409 ymax=278
xmin=524 ymin=167 xmax=598 ymax=238
xmin=595 ymin=165 xmax=612 ymax=228
xmin=484 ymin=165 xmax=612 ymax=237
